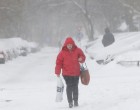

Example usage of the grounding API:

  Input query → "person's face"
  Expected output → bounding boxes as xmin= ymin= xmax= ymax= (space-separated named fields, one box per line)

xmin=67 ymin=44 xmax=73 ymax=50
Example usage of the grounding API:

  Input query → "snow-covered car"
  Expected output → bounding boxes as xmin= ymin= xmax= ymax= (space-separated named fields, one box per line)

xmin=0 ymin=51 xmax=5 ymax=64
xmin=86 ymin=32 xmax=140 ymax=64
xmin=19 ymin=47 xmax=28 ymax=56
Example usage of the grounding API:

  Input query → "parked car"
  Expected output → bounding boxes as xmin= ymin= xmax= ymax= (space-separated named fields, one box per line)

xmin=0 ymin=51 xmax=5 ymax=64
xmin=19 ymin=47 xmax=28 ymax=56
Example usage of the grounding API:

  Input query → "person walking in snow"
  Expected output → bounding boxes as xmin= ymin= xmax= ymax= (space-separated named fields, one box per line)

xmin=55 ymin=37 xmax=86 ymax=108
xmin=102 ymin=27 xmax=115 ymax=47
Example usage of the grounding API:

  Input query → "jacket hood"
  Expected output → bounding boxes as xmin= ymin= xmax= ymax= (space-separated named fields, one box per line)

xmin=62 ymin=37 xmax=77 ymax=50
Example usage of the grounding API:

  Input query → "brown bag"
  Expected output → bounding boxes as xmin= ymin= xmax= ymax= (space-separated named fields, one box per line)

xmin=80 ymin=63 xmax=90 ymax=85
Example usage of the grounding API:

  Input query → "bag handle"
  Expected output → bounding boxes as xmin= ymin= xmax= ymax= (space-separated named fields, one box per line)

xmin=81 ymin=62 xmax=87 ymax=68
xmin=80 ymin=62 xmax=88 ymax=71
xmin=85 ymin=62 xmax=87 ymax=68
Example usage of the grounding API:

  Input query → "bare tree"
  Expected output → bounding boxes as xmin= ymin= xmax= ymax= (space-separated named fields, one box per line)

xmin=118 ymin=0 xmax=140 ymax=31
xmin=70 ymin=0 xmax=94 ymax=41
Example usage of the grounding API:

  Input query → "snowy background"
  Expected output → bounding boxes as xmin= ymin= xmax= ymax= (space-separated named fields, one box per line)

xmin=0 ymin=32 xmax=140 ymax=110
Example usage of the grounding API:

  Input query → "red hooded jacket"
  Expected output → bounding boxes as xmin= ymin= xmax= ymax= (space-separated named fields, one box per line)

xmin=55 ymin=37 xmax=86 ymax=76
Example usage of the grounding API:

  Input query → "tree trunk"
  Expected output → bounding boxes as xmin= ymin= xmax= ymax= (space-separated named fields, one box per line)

xmin=84 ymin=0 xmax=94 ymax=41
xmin=71 ymin=0 xmax=94 ymax=41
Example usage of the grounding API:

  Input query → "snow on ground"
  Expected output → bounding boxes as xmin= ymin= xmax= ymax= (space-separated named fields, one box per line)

xmin=0 ymin=33 xmax=140 ymax=110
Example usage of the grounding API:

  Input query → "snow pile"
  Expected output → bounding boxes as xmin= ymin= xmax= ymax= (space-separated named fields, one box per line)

xmin=87 ymin=32 xmax=140 ymax=62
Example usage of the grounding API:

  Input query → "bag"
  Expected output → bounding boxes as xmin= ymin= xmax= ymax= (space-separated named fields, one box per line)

xmin=80 ymin=63 xmax=90 ymax=85
xmin=55 ymin=77 xmax=64 ymax=102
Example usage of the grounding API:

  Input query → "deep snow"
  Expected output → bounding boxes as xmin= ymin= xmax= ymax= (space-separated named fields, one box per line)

xmin=0 ymin=33 xmax=140 ymax=110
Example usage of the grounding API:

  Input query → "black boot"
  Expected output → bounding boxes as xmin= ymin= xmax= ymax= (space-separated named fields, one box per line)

xmin=74 ymin=101 xmax=78 ymax=107
xmin=69 ymin=102 xmax=73 ymax=108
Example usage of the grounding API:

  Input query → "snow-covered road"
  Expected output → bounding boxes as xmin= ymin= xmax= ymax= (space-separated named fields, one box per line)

xmin=0 ymin=47 xmax=140 ymax=110
xmin=0 ymin=47 xmax=57 ymax=110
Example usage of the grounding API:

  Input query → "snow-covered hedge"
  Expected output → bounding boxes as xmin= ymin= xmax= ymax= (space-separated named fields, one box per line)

xmin=0 ymin=37 xmax=39 ymax=62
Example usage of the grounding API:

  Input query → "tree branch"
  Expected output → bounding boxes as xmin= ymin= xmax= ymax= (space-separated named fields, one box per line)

xmin=118 ymin=0 xmax=140 ymax=15
xmin=70 ymin=0 xmax=86 ymax=14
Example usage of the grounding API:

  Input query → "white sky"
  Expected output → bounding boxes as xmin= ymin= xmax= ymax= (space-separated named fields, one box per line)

xmin=0 ymin=32 xmax=140 ymax=110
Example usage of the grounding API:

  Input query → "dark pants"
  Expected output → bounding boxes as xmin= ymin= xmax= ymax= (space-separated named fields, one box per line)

xmin=63 ymin=76 xmax=79 ymax=103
